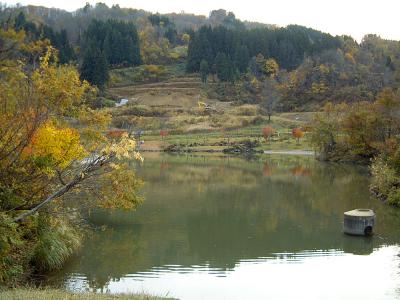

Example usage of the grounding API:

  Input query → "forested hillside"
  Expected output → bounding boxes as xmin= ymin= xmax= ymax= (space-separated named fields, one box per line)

xmin=0 ymin=4 xmax=266 ymax=44
xmin=1 ymin=2 xmax=398 ymax=111
xmin=186 ymin=24 xmax=341 ymax=72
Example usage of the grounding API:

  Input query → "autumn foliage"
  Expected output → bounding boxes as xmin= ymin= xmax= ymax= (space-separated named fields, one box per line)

xmin=262 ymin=126 xmax=275 ymax=142
xmin=292 ymin=128 xmax=305 ymax=144
xmin=107 ymin=129 xmax=128 ymax=139
xmin=311 ymin=91 xmax=400 ymax=206
xmin=0 ymin=30 xmax=143 ymax=284
xmin=27 ymin=122 xmax=86 ymax=171
xmin=160 ymin=129 xmax=169 ymax=139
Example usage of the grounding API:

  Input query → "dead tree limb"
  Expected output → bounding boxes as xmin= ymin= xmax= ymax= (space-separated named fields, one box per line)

xmin=13 ymin=153 xmax=114 ymax=222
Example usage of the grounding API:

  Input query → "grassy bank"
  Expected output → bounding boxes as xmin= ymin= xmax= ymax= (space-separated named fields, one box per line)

xmin=0 ymin=288 xmax=170 ymax=300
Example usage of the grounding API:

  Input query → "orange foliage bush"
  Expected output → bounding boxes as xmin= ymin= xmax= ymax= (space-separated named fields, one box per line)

xmin=262 ymin=126 xmax=275 ymax=142
xmin=107 ymin=130 xmax=128 ymax=139
xmin=292 ymin=127 xmax=305 ymax=143
xmin=160 ymin=130 xmax=169 ymax=139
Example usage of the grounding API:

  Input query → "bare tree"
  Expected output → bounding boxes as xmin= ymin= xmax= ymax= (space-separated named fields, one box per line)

xmin=260 ymin=77 xmax=280 ymax=123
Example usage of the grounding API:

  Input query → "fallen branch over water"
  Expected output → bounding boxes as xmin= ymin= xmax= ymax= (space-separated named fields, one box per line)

xmin=14 ymin=154 xmax=113 ymax=222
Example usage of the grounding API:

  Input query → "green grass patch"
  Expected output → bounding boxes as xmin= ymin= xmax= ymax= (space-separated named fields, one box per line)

xmin=0 ymin=288 xmax=171 ymax=300
xmin=140 ymin=119 xmax=313 ymax=152
xmin=109 ymin=64 xmax=187 ymax=87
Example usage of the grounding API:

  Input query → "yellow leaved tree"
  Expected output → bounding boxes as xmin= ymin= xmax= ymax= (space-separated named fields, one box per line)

xmin=0 ymin=29 xmax=143 ymax=283
xmin=26 ymin=122 xmax=86 ymax=173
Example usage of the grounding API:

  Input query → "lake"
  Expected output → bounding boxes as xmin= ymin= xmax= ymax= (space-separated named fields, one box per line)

xmin=48 ymin=153 xmax=400 ymax=300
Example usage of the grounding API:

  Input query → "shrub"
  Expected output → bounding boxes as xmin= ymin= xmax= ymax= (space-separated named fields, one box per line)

xmin=0 ymin=214 xmax=75 ymax=285
xmin=233 ymin=105 xmax=259 ymax=116
xmin=370 ymin=156 xmax=399 ymax=199
xmin=241 ymin=119 xmax=250 ymax=127
xmin=388 ymin=147 xmax=400 ymax=174
xmin=0 ymin=214 xmax=26 ymax=284
xmin=101 ymin=98 xmax=116 ymax=108
xmin=262 ymin=126 xmax=275 ymax=142
xmin=250 ymin=116 xmax=264 ymax=125
xmin=32 ymin=217 xmax=81 ymax=272
xmin=387 ymin=188 xmax=400 ymax=206
xmin=141 ymin=65 xmax=167 ymax=82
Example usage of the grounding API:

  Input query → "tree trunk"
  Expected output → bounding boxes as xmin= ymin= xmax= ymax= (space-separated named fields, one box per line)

xmin=14 ymin=155 xmax=111 ymax=222
xmin=14 ymin=176 xmax=82 ymax=222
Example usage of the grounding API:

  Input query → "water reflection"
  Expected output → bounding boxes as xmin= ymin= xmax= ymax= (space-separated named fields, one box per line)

xmin=48 ymin=154 xmax=400 ymax=299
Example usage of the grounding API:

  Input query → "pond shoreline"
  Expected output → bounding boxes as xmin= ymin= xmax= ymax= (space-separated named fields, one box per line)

xmin=140 ymin=148 xmax=315 ymax=156
xmin=0 ymin=288 xmax=170 ymax=300
xmin=264 ymin=150 xmax=315 ymax=156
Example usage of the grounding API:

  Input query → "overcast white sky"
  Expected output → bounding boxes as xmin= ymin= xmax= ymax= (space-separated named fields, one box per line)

xmin=4 ymin=0 xmax=400 ymax=41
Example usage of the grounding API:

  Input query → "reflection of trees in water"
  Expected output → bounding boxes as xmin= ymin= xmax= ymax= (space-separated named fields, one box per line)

xmin=159 ymin=161 xmax=170 ymax=172
xmin=81 ymin=228 xmax=143 ymax=289
xmin=50 ymin=155 xmax=400 ymax=289
xmin=263 ymin=162 xmax=274 ymax=177
xmin=45 ymin=226 xmax=143 ymax=289
xmin=183 ymin=183 xmax=341 ymax=268
xmin=290 ymin=166 xmax=311 ymax=177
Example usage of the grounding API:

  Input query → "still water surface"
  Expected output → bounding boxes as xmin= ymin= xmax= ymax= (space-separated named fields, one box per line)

xmin=50 ymin=154 xmax=400 ymax=300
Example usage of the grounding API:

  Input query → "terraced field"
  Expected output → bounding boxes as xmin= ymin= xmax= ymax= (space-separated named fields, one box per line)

xmin=109 ymin=76 xmax=224 ymax=108
xmin=107 ymin=70 xmax=315 ymax=152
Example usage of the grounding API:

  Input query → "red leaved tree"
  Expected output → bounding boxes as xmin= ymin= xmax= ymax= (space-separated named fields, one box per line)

xmin=160 ymin=130 xmax=169 ymax=140
xmin=262 ymin=126 xmax=275 ymax=143
xmin=107 ymin=130 xmax=128 ymax=139
xmin=292 ymin=128 xmax=305 ymax=144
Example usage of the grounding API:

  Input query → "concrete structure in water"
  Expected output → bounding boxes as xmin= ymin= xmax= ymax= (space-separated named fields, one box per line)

xmin=343 ymin=209 xmax=375 ymax=236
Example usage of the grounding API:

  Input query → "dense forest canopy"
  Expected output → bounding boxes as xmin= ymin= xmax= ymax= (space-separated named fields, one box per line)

xmin=82 ymin=19 xmax=141 ymax=67
xmin=186 ymin=24 xmax=342 ymax=73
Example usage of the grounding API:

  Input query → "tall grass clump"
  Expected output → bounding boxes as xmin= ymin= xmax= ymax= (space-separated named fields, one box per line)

xmin=32 ymin=217 xmax=81 ymax=272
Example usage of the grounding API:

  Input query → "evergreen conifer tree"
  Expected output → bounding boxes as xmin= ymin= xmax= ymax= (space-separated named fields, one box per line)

xmin=80 ymin=43 xmax=109 ymax=88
